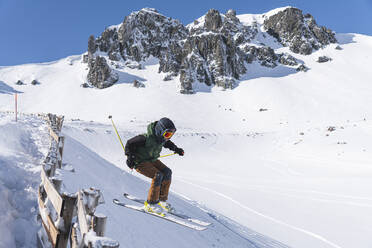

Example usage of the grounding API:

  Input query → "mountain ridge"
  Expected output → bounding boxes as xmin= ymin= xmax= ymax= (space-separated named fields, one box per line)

xmin=86 ymin=6 xmax=337 ymax=92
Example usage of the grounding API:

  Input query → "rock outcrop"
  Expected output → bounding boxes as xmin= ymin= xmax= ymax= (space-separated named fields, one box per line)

xmin=180 ymin=9 xmax=249 ymax=92
xmin=31 ymin=79 xmax=40 ymax=85
xmin=117 ymin=8 xmax=188 ymax=77
xmin=85 ymin=7 xmax=337 ymax=92
xmin=264 ymin=7 xmax=337 ymax=55
xmin=278 ymin=53 xmax=298 ymax=66
xmin=296 ymin=64 xmax=309 ymax=72
xmin=87 ymin=56 xmax=118 ymax=89
xmin=133 ymin=79 xmax=145 ymax=88
xmin=317 ymin=56 xmax=332 ymax=63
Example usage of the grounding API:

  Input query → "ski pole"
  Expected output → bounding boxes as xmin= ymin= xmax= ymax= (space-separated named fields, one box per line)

xmin=108 ymin=116 xmax=176 ymax=158
xmin=108 ymin=115 xmax=126 ymax=153
xmin=160 ymin=153 xmax=176 ymax=158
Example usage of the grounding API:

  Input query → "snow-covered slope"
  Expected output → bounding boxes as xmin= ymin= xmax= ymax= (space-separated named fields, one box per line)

xmin=0 ymin=113 xmax=49 ymax=247
xmin=0 ymin=33 xmax=371 ymax=129
xmin=0 ymin=113 xmax=290 ymax=248
xmin=1 ymin=20 xmax=372 ymax=248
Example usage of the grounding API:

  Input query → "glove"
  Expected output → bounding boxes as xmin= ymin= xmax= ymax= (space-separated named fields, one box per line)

xmin=126 ymin=154 xmax=136 ymax=169
xmin=174 ymin=147 xmax=184 ymax=156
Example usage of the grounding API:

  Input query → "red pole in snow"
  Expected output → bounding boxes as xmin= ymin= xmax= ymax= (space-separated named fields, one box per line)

xmin=15 ymin=93 xmax=17 ymax=122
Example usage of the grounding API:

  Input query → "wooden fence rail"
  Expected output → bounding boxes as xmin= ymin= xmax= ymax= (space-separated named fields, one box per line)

xmin=37 ymin=113 xmax=119 ymax=248
xmin=71 ymin=189 xmax=118 ymax=248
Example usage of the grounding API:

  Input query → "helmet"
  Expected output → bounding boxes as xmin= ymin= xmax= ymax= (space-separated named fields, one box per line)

xmin=154 ymin=117 xmax=176 ymax=142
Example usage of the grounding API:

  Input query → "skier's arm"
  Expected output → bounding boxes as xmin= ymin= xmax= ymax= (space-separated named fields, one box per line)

xmin=163 ymin=140 xmax=177 ymax=150
xmin=125 ymin=135 xmax=146 ymax=156
xmin=164 ymin=140 xmax=184 ymax=156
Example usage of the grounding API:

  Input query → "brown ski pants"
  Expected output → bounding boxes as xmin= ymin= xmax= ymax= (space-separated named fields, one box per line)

xmin=135 ymin=160 xmax=172 ymax=204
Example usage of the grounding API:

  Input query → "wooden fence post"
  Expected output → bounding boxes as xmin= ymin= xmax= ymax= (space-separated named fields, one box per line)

xmin=48 ymin=162 xmax=57 ymax=177
xmin=92 ymin=214 xmax=107 ymax=237
xmin=59 ymin=136 xmax=65 ymax=163
xmin=57 ymin=195 xmax=77 ymax=248
xmin=70 ymin=225 xmax=79 ymax=248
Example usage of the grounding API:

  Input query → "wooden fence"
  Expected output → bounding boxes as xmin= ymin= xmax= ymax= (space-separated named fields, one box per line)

xmin=71 ymin=188 xmax=119 ymax=248
xmin=36 ymin=113 xmax=119 ymax=248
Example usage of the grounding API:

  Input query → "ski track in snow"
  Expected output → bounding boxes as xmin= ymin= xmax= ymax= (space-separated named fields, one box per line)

xmin=261 ymin=158 xmax=303 ymax=176
xmin=175 ymin=176 xmax=372 ymax=208
xmin=56 ymin=116 xmax=372 ymax=248
xmin=175 ymin=178 xmax=344 ymax=248
xmin=173 ymin=191 xmax=289 ymax=248
xmin=250 ymin=188 xmax=372 ymax=208
xmin=60 ymin=129 xmax=293 ymax=248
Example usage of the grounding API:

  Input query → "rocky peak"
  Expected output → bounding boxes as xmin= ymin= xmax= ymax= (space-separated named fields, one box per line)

xmin=204 ymin=9 xmax=223 ymax=32
xmin=85 ymin=8 xmax=189 ymax=87
xmin=117 ymin=8 xmax=188 ymax=76
xmin=225 ymin=9 xmax=237 ymax=19
xmin=188 ymin=9 xmax=257 ymax=46
xmin=180 ymin=9 xmax=252 ymax=93
xmin=84 ymin=7 xmax=338 ymax=92
xmin=95 ymin=28 xmax=121 ymax=61
xmin=118 ymin=8 xmax=188 ymax=60
xmin=263 ymin=7 xmax=337 ymax=54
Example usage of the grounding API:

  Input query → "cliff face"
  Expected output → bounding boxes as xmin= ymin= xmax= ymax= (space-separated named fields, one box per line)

xmin=85 ymin=7 xmax=337 ymax=92
xmin=180 ymin=9 xmax=248 ymax=92
xmin=117 ymin=8 xmax=188 ymax=77
xmin=263 ymin=8 xmax=337 ymax=55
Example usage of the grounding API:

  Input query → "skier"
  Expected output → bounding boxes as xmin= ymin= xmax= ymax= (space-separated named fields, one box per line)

xmin=124 ymin=117 xmax=184 ymax=214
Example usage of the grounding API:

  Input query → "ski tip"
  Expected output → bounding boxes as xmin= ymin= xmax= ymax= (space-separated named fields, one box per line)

xmin=113 ymin=199 xmax=119 ymax=203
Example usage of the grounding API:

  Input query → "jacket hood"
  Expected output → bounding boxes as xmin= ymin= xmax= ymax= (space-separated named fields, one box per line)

xmin=147 ymin=121 xmax=165 ymax=143
xmin=147 ymin=121 xmax=157 ymax=136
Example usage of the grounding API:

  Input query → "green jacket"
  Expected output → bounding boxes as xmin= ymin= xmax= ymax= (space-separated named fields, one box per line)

xmin=125 ymin=122 xmax=177 ymax=166
xmin=135 ymin=122 xmax=163 ymax=164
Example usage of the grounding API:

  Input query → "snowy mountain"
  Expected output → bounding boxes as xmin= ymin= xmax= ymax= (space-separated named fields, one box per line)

xmin=1 ymin=6 xmax=372 ymax=248
xmin=84 ymin=7 xmax=337 ymax=93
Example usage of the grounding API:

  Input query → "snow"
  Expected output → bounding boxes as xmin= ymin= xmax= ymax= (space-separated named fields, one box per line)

xmin=1 ymin=23 xmax=372 ymax=248
xmin=236 ymin=6 xmax=294 ymax=28
xmin=84 ymin=230 xmax=119 ymax=247
xmin=0 ymin=113 xmax=49 ymax=247
xmin=141 ymin=7 xmax=163 ymax=16
xmin=187 ymin=15 xmax=206 ymax=30
xmin=107 ymin=23 xmax=122 ymax=31
xmin=263 ymin=6 xmax=294 ymax=19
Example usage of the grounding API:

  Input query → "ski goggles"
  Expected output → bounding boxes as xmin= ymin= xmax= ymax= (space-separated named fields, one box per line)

xmin=162 ymin=129 xmax=175 ymax=139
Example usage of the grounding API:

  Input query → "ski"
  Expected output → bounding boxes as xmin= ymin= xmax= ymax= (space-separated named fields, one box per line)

xmin=123 ymin=193 xmax=211 ymax=227
xmin=112 ymin=199 xmax=207 ymax=231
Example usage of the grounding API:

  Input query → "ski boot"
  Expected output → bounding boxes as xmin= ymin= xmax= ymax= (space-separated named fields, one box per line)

xmin=158 ymin=201 xmax=174 ymax=213
xmin=144 ymin=201 xmax=165 ymax=216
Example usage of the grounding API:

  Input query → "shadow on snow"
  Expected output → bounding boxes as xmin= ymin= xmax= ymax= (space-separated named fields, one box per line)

xmin=114 ymin=71 xmax=147 ymax=85
xmin=191 ymin=63 xmax=298 ymax=94
xmin=336 ymin=33 xmax=357 ymax=45
xmin=0 ymin=81 xmax=23 ymax=94
xmin=240 ymin=63 xmax=298 ymax=82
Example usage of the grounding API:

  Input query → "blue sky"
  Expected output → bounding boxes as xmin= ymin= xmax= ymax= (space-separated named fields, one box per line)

xmin=1 ymin=0 xmax=371 ymax=66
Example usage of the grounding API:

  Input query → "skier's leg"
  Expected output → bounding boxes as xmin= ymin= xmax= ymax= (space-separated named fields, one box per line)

xmin=136 ymin=161 xmax=163 ymax=203
xmin=153 ymin=160 xmax=172 ymax=201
